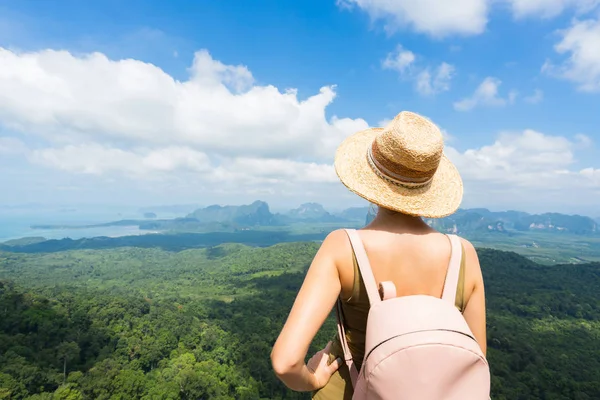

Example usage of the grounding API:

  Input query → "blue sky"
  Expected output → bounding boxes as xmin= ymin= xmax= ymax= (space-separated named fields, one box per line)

xmin=0 ymin=0 xmax=599 ymax=215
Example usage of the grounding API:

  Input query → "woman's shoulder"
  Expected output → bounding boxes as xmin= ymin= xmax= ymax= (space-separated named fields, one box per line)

xmin=456 ymin=236 xmax=484 ymax=290
xmin=322 ymin=228 xmax=351 ymax=245
xmin=456 ymin=236 xmax=480 ymax=264
xmin=456 ymin=235 xmax=475 ymax=252
xmin=318 ymin=229 xmax=353 ymax=260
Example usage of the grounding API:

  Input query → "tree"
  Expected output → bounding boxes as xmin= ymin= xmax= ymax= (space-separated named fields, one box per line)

xmin=56 ymin=342 xmax=80 ymax=384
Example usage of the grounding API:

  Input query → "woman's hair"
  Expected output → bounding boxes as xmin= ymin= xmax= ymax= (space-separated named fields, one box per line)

xmin=368 ymin=203 xmax=379 ymax=215
xmin=365 ymin=203 xmax=378 ymax=225
xmin=369 ymin=204 xmax=417 ymax=218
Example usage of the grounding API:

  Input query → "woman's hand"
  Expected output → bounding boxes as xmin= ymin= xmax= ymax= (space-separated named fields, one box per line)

xmin=306 ymin=341 xmax=343 ymax=390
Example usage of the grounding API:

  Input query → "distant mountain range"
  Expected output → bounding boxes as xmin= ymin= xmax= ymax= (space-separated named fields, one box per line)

xmin=186 ymin=201 xmax=282 ymax=226
xmin=425 ymin=208 xmax=598 ymax=235
xmin=283 ymin=202 xmax=348 ymax=223
xmin=28 ymin=200 xmax=598 ymax=236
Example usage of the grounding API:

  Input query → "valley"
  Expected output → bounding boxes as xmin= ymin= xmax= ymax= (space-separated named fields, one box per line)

xmin=1 ymin=241 xmax=600 ymax=399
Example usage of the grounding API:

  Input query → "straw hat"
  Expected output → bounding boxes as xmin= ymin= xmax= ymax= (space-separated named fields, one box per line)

xmin=334 ymin=111 xmax=462 ymax=218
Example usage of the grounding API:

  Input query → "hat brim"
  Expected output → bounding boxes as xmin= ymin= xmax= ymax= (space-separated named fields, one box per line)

xmin=334 ymin=128 xmax=463 ymax=219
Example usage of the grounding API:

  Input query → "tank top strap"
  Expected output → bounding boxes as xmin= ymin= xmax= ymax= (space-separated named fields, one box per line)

xmin=456 ymin=241 xmax=466 ymax=312
xmin=349 ymin=252 xmax=361 ymax=301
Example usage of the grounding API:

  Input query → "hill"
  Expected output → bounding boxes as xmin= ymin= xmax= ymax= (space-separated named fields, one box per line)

xmin=138 ymin=204 xmax=200 ymax=215
xmin=427 ymin=208 xmax=598 ymax=235
xmin=1 ymin=236 xmax=47 ymax=247
xmin=0 ymin=231 xmax=325 ymax=253
xmin=186 ymin=200 xmax=282 ymax=226
xmin=26 ymin=202 xmax=600 ymax=237
xmin=1 ymin=243 xmax=600 ymax=399
xmin=285 ymin=203 xmax=346 ymax=223
xmin=334 ymin=206 xmax=370 ymax=222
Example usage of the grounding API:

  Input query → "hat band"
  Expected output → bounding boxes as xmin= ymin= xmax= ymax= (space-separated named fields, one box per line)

xmin=367 ymin=146 xmax=434 ymax=188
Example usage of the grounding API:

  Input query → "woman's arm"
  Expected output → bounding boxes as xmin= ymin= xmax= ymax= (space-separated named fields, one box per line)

xmin=271 ymin=230 xmax=346 ymax=391
xmin=460 ymin=239 xmax=487 ymax=356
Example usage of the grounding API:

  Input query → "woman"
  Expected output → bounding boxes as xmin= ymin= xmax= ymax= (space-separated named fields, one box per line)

xmin=271 ymin=111 xmax=487 ymax=398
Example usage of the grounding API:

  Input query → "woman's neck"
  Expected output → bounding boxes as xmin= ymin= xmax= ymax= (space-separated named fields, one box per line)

xmin=370 ymin=207 xmax=433 ymax=232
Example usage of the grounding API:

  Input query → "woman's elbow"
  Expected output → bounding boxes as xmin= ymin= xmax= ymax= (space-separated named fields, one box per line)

xmin=270 ymin=350 xmax=297 ymax=377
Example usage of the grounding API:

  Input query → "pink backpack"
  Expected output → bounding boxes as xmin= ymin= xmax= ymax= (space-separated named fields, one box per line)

xmin=336 ymin=229 xmax=491 ymax=400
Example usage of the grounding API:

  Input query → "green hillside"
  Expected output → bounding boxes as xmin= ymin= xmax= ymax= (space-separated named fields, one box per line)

xmin=5 ymin=228 xmax=600 ymax=265
xmin=1 ymin=243 xmax=600 ymax=399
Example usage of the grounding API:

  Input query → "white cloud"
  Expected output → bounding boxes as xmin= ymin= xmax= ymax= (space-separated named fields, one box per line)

xmin=416 ymin=63 xmax=456 ymax=96
xmin=579 ymin=167 xmax=600 ymax=186
xmin=543 ymin=18 xmax=600 ymax=92
xmin=30 ymin=145 xmax=212 ymax=177
xmin=0 ymin=137 xmax=27 ymax=155
xmin=0 ymin=47 xmax=370 ymax=189
xmin=453 ymin=77 xmax=512 ymax=111
xmin=0 ymin=47 xmax=369 ymax=161
xmin=575 ymin=133 xmax=593 ymax=147
xmin=524 ymin=89 xmax=544 ymax=104
xmin=212 ymin=158 xmax=339 ymax=185
xmin=447 ymin=130 xmax=575 ymax=185
xmin=445 ymin=130 xmax=600 ymax=210
xmin=2 ymin=46 xmax=600 ymax=213
xmin=337 ymin=0 xmax=489 ymax=37
xmin=508 ymin=0 xmax=600 ymax=18
xmin=337 ymin=0 xmax=599 ymax=39
xmin=382 ymin=45 xmax=415 ymax=73
xmin=383 ymin=46 xmax=455 ymax=95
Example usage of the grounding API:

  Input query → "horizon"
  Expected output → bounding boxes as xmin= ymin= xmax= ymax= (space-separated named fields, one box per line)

xmin=0 ymin=199 xmax=598 ymax=220
xmin=1 ymin=1 xmax=600 ymax=215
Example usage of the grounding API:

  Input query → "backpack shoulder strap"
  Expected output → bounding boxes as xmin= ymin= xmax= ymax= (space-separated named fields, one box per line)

xmin=335 ymin=301 xmax=358 ymax=387
xmin=441 ymin=234 xmax=463 ymax=305
xmin=344 ymin=229 xmax=381 ymax=306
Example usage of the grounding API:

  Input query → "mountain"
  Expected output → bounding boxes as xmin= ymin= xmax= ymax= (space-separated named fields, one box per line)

xmin=25 ymin=201 xmax=600 ymax=237
xmin=336 ymin=206 xmax=370 ymax=222
xmin=27 ymin=201 xmax=356 ymax=235
xmin=186 ymin=200 xmax=281 ymax=226
xmin=1 ymin=237 xmax=47 ymax=246
xmin=286 ymin=203 xmax=346 ymax=223
xmin=138 ymin=204 xmax=201 ymax=215
xmin=426 ymin=208 xmax=598 ymax=235
xmin=514 ymin=213 xmax=597 ymax=234
xmin=365 ymin=206 xmax=376 ymax=225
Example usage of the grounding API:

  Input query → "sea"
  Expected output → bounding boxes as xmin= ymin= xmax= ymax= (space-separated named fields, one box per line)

xmin=0 ymin=206 xmax=178 ymax=243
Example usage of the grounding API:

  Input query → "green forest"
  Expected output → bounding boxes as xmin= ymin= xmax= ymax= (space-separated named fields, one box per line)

xmin=1 ymin=241 xmax=600 ymax=399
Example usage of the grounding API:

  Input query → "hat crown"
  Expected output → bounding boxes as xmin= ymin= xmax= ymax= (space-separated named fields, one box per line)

xmin=377 ymin=112 xmax=443 ymax=169
xmin=369 ymin=112 xmax=443 ymax=186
